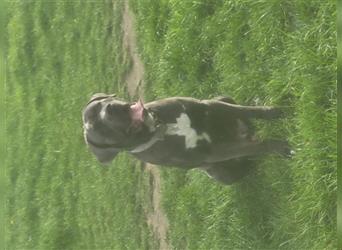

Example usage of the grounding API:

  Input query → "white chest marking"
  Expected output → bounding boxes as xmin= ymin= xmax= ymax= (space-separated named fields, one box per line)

xmin=130 ymin=113 xmax=211 ymax=153
xmin=166 ymin=113 xmax=211 ymax=149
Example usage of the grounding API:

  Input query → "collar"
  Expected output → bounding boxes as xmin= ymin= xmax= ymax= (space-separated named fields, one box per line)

xmin=86 ymin=135 xmax=122 ymax=150
xmin=130 ymin=124 xmax=167 ymax=153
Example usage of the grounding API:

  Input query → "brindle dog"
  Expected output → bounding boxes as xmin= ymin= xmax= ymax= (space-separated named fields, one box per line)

xmin=82 ymin=93 xmax=290 ymax=184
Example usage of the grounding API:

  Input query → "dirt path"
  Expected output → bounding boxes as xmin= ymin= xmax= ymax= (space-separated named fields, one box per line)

xmin=121 ymin=2 xmax=171 ymax=250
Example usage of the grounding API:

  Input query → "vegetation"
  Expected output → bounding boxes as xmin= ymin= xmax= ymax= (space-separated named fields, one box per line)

xmin=6 ymin=0 xmax=336 ymax=249
xmin=131 ymin=0 xmax=336 ymax=249
xmin=6 ymin=1 xmax=157 ymax=249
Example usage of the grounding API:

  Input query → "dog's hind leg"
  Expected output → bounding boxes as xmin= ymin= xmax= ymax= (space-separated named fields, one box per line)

xmin=204 ymin=100 xmax=286 ymax=120
xmin=212 ymin=96 xmax=237 ymax=104
xmin=212 ymin=96 xmax=255 ymax=137
xmin=203 ymin=158 xmax=255 ymax=185
xmin=205 ymin=139 xmax=291 ymax=163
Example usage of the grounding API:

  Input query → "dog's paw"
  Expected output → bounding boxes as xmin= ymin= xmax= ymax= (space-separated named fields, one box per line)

xmin=267 ymin=106 xmax=293 ymax=119
xmin=264 ymin=107 xmax=285 ymax=119
xmin=266 ymin=139 xmax=293 ymax=158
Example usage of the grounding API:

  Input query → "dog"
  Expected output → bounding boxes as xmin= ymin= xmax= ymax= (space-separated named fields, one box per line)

xmin=82 ymin=93 xmax=290 ymax=184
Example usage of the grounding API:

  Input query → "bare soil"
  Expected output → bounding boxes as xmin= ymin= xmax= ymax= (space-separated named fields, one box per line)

xmin=121 ymin=0 xmax=144 ymax=98
xmin=121 ymin=2 xmax=171 ymax=249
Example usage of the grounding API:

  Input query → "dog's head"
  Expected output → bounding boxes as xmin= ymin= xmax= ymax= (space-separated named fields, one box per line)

xmin=82 ymin=93 xmax=150 ymax=164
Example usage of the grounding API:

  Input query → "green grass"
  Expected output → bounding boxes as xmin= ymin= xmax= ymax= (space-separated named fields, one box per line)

xmin=6 ymin=0 xmax=337 ymax=249
xmin=131 ymin=0 xmax=336 ymax=249
xmin=337 ymin=1 xmax=342 ymax=247
xmin=5 ymin=1 xmax=157 ymax=249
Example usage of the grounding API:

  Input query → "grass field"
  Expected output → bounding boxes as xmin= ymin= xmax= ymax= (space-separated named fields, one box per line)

xmin=6 ymin=0 xmax=336 ymax=250
xmin=131 ymin=0 xmax=337 ymax=249
xmin=337 ymin=1 xmax=342 ymax=247
xmin=5 ymin=1 xmax=158 ymax=249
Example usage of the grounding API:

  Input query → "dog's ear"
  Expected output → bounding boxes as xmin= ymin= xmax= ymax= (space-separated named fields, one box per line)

xmin=87 ymin=144 xmax=119 ymax=165
xmin=87 ymin=93 xmax=116 ymax=105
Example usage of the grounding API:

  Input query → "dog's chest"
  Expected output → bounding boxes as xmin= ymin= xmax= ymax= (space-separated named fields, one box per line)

xmin=165 ymin=113 xmax=211 ymax=149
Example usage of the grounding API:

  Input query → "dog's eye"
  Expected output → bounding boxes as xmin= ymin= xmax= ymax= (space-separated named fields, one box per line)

xmin=105 ymin=103 xmax=130 ymax=115
xmin=106 ymin=104 xmax=112 ymax=112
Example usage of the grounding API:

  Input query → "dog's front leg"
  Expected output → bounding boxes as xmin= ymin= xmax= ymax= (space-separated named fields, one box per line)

xmin=204 ymin=140 xmax=290 ymax=163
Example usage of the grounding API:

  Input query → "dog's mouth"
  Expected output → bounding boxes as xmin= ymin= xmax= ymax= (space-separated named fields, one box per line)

xmin=129 ymin=99 xmax=145 ymax=127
